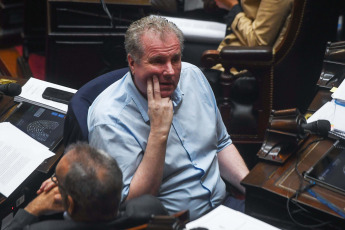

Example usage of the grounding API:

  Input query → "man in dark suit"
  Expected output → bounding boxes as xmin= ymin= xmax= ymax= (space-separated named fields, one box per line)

xmin=5 ymin=142 xmax=152 ymax=230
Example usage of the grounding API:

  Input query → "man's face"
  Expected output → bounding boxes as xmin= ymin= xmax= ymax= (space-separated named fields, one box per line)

xmin=128 ymin=31 xmax=182 ymax=98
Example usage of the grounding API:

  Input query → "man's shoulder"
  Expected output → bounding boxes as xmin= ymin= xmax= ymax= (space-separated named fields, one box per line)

xmin=88 ymin=82 xmax=130 ymax=125
xmin=181 ymin=61 xmax=200 ymax=71
xmin=180 ymin=62 xmax=208 ymax=85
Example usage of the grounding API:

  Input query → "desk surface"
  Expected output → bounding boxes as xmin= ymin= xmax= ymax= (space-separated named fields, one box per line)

xmin=0 ymin=77 xmax=64 ymax=173
xmin=242 ymin=133 xmax=345 ymax=228
xmin=241 ymin=83 xmax=345 ymax=228
xmin=0 ymin=76 xmax=64 ymax=218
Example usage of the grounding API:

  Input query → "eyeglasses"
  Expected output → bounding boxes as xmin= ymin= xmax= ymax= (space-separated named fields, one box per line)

xmin=51 ymin=172 xmax=66 ymax=192
xmin=51 ymin=172 xmax=59 ymax=186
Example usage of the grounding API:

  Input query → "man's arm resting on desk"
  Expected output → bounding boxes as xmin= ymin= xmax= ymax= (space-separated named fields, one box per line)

xmin=218 ymin=144 xmax=249 ymax=194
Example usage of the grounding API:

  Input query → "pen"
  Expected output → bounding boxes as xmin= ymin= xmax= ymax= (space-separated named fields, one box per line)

xmin=307 ymin=187 xmax=345 ymax=219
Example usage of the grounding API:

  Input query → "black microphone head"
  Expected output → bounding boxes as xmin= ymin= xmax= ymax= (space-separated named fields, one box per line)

xmin=316 ymin=120 xmax=331 ymax=137
xmin=7 ymin=83 xmax=22 ymax=96
xmin=302 ymin=120 xmax=331 ymax=137
xmin=0 ymin=83 xmax=22 ymax=96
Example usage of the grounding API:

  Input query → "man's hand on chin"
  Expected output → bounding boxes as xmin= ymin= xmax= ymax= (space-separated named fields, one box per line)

xmin=147 ymin=75 xmax=173 ymax=137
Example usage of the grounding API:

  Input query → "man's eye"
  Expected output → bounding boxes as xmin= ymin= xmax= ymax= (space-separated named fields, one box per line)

xmin=171 ymin=54 xmax=181 ymax=63
xmin=151 ymin=59 xmax=164 ymax=64
xmin=172 ymin=57 xmax=180 ymax=63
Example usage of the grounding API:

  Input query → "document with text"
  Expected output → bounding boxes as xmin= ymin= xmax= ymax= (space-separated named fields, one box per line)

xmin=0 ymin=122 xmax=54 ymax=197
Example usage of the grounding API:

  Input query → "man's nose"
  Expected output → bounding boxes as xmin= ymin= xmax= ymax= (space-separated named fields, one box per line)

xmin=164 ymin=62 xmax=175 ymax=75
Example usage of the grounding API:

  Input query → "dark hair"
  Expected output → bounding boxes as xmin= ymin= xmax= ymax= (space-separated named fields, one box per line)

xmin=62 ymin=142 xmax=123 ymax=221
xmin=124 ymin=15 xmax=184 ymax=63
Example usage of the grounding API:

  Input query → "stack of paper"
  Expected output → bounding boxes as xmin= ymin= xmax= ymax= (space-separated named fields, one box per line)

xmin=308 ymin=79 xmax=345 ymax=133
xmin=14 ymin=78 xmax=77 ymax=114
xmin=0 ymin=122 xmax=54 ymax=197
xmin=185 ymin=205 xmax=279 ymax=230
xmin=331 ymin=79 xmax=345 ymax=104
xmin=162 ymin=16 xmax=226 ymax=44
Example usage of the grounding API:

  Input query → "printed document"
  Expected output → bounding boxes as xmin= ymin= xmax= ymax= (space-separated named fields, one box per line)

xmin=0 ymin=122 xmax=54 ymax=197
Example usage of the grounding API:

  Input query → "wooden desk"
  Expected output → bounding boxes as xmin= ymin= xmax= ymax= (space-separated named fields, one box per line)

xmin=242 ymin=135 xmax=345 ymax=229
xmin=0 ymin=76 xmax=64 ymax=226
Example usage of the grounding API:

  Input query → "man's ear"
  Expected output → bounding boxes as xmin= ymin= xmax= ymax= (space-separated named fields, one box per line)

xmin=127 ymin=54 xmax=135 ymax=75
xmin=66 ymin=195 xmax=74 ymax=215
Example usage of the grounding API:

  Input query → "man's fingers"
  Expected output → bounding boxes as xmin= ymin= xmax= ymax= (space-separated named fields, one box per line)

xmin=147 ymin=77 xmax=153 ymax=101
xmin=37 ymin=178 xmax=53 ymax=194
xmin=43 ymin=181 xmax=57 ymax=192
xmin=152 ymin=75 xmax=161 ymax=99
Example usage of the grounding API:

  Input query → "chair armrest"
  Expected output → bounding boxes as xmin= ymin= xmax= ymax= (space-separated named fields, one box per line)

xmin=201 ymin=46 xmax=273 ymax=71
xmin=220 ymin=46 xmax=273 ymax=69
xmin=201 ymin=50 xmax=220 ymax=69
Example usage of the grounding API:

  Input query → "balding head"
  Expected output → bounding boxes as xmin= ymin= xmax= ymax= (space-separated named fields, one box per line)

xmin=56 ymin=142 xmax=123 ymax=222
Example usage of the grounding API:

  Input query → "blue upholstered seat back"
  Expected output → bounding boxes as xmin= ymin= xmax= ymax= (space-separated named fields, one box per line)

xmin=63 ymin=67 xmax=129 ymax=146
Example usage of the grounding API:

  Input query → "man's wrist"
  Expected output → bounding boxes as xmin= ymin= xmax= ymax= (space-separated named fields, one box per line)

xmin=149 ymin=130 xmax=169 ymax=141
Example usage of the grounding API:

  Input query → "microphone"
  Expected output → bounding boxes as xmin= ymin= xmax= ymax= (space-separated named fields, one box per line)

xmin=0 ymin=83 xmax=22 ymax=96
xmin=301 ymin=120 xmax=331 ymax=137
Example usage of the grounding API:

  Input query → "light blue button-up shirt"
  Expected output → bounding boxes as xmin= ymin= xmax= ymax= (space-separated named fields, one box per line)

xmin=87 ymin=62 xmax=231 ymax=220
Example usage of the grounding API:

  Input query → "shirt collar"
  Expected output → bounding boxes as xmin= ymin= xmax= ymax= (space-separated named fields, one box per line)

xmin=125 ymin=72 xmax=184 ymax=123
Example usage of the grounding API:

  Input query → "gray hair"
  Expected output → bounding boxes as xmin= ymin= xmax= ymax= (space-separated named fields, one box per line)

xmin=62 ymin=142 xmax=123 ymax=221
xmin=125 ymin=15 xmax=184 ymax=63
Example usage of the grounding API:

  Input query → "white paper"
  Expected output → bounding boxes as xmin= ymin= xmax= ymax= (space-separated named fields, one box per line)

xmin=307 ymin=101 xmax=336 ymax=124
xmin=333 ymin=101 xmax=345 ymax=132
xmin=307 ymin=100 xmax=345 ymax=132
xmin=0 ymin=122 xmax=54 ymax=197
xmin=185 ymin=205 xmax=279 ymax=230
xmin=162 ymin=16 xmax=227 ymax=43
xmin=14 ymin=78 xmax=77 ymax=114
xmin=332 ymin=78 xmax=345 ymax=101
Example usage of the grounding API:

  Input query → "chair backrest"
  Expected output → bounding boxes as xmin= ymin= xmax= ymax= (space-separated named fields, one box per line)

xmin=63 ymin=67 xmax=129 ymax=147
xmin=272 ymin=0 xmax=338 ymax=112
xmin=201 ymin=0 xmax=340 ymax=144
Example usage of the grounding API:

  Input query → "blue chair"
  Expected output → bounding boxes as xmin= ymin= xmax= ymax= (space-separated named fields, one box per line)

xmin=63 ymin=67 xmax=129 ymax=147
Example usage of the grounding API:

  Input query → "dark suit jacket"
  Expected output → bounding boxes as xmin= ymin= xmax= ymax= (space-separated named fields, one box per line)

xmin=5 ymin=195 xmax=168 ymax=230
xmin=4 ymin=209 xmax=119 ymax=230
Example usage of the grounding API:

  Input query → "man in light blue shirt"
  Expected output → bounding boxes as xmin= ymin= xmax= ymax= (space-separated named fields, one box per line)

xmin=88 ymin=15 xmax=249 ymax=220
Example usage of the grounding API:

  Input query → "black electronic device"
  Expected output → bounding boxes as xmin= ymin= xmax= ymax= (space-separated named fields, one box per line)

xmin=42 ymin=87 xmax=74 ymax=105
xmin=304 ymin=143 xmax=345 ymax=196
xmin=5 ymin=102 xmax=65 ymax=151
